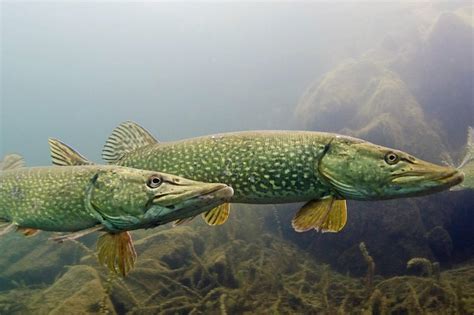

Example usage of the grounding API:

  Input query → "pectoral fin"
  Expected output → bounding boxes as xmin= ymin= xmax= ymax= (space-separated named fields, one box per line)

xmin=49 ymin=224 xmax=104 ymax=243
xmin=202 ymin=203 xmax=230 ymax=226
xmin=97 ymin=231 xmax=137 ymax=276
xmin=292 ymin=197 xmax=347 ymax=233
xmin=17 ymin=227 xmax=40 ymax=237
xmin=173 ymin=216 xmax=196 ymax=227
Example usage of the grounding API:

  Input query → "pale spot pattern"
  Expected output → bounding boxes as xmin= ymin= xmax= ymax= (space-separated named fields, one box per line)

xmin=118 ymin=131 xmax=336 ymax=203
xmin=0 ymin=166 xmax=101 ymax=231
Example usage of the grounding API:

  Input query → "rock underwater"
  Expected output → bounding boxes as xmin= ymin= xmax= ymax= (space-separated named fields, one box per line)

xmin=293 ymin=5 xmax=473 ymax=275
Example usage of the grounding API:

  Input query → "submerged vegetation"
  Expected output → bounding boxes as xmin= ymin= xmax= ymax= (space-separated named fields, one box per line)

xmin=0 ymin=2 xmax=472 ymax=314
xmin=0 ymin=206 xmax=473 ymax=314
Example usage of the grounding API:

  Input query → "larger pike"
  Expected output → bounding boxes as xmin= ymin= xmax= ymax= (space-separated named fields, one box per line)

xmin=100 ymin=122 xmax=464 ymax=232
xmin=0 ymin=140 xmax=233 ymax=275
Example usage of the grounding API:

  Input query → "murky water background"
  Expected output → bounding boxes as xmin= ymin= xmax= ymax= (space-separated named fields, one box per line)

xmin=1 ymin=2 xmax=473 ymax=313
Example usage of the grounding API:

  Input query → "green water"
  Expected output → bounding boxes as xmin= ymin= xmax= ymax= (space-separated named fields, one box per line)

xmin=1 ymin=2 xmax=473 ymax=314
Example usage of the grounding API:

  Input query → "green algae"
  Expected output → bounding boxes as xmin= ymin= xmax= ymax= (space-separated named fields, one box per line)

xmin=0 ymin=205 xmax=472 ymax=314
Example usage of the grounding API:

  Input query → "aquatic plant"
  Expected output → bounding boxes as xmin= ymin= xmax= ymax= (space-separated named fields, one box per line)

xmin=363 ymin=289 xmax=388 ymax=315
xmin=359 ymin=242 xmax=375 ymax=291
xmin=407 ymin=257 xmax=435 ymax=277
xmin=0 ymin=206 xmax=473 ymax=314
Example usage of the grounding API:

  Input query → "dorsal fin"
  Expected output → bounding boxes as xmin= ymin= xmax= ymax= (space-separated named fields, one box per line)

xmin=102 ymin=121 xmax=158 ymax=164
xmin=48 ymin=138 xmax=93 ymax=166
xmin=0 ymin=154 xmax=25 ymax=171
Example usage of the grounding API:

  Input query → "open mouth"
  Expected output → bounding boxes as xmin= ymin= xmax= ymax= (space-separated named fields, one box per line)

xmin=436 ymin=170 xmax=464 ymax=186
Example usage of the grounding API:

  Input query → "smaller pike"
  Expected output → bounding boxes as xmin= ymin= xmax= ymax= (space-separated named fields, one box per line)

xmin=0 ymin=140 xmax=233 ymax=275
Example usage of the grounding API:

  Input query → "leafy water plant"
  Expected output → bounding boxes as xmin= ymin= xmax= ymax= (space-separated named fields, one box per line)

xmin=359 ymin=242 xmax=375 ymax=291
xmin=407 ymin=257 xmax=437 ymax=278
xmin=0 ymin=206 xmax=473 ymax=314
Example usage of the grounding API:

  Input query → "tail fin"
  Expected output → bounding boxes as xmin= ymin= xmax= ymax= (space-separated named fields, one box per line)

xmin=102 ymin=121 xmax=158 ymax=164
xmin=0 ymin=154 xmax=25 ymax=171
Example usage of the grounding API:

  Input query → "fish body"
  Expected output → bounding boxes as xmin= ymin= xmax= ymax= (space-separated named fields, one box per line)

xmin=0 ymin=164 xmax=232 ymax=232
xmin=114 ymin=131 xmax=332 ymax=203
xmin=104 ymin=124 xmax=463 ymax=203
xmin=101 ymin=122 xmax=464 ymax=233
xmin=0 ymin=146 xmax=233 ymax=275
xmin=1 ymin=165 xmax=112 ymax=232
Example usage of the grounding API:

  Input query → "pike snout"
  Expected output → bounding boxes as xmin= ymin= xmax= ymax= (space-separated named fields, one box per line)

xmin=391 ymin=160 xmax=464 ymax=193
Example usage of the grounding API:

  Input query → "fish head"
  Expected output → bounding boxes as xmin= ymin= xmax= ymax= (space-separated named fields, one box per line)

xmin=318 ymin=136 xmax=464 ymax=200
xmin=89 ymin=167 xmax=233 ymax=230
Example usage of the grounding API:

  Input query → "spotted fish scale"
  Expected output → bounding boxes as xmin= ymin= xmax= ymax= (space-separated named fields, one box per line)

xmin=103 ymin=121 xmax=464 ymax=234
xmin=110 ymin=131 xmax=335 ymax=203
xmin=0 ymin=166 xmax=102 ymax=231
xmin=0 ymin=146 xmax=235 ymax=276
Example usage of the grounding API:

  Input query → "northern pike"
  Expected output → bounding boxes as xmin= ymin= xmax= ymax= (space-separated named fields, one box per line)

xmin=99 ymin=121 xmax=464 ymax=233
xmin=0 ymin=139 xmax=233 ymax=275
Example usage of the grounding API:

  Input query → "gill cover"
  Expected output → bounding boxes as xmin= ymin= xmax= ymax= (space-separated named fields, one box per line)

xmin=317 ymin=136 xmax=370 ymax=199
xmin=86 ymin=170 xmax=151 ymax=231
xmin=49 ymin=138 xmax=154 ymax=230
xmin=318 ymin=136 xmax=463 ymax=200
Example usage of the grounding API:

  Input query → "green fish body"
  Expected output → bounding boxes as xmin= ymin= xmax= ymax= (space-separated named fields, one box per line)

xmin=0 ymin=161 xmax=231 ymax=233
xmin=0 ymin=142 xmax=233 ymax=275
xmin=102 ymin=122 xmax=464 ymax=233
xmin=1 ymin=164 xmax=121 ymax=232
xmin=106 ymin=130 xmax=333 ymax=204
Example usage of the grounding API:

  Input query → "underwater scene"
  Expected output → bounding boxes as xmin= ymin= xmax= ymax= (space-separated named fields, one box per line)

xmin=1 ymin=1 xmax=473 ymax=314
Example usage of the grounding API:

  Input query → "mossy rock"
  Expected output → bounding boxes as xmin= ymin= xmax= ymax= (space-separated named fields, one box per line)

xmin=296 ymin=59 xmax=445 ymax=161
xmin=0 ymin=218 xmax=473 ymax=314
xmin=0 ymin=233 xmax=87 ymax=285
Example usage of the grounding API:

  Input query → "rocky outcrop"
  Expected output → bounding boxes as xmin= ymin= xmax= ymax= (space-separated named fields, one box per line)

xmin=296 ymin=59 xmax=445 ymax=161
xmin=398 ymin=9 xmax=474 ymax=151
xmin=293 ymin=5 xmax=473 ymax=277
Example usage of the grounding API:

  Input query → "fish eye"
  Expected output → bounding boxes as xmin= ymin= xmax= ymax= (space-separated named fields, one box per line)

xmin=147 ymin=175 xmax=162 ymax=188
xmin=384 ymin=152 xmax=399 ymax=165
